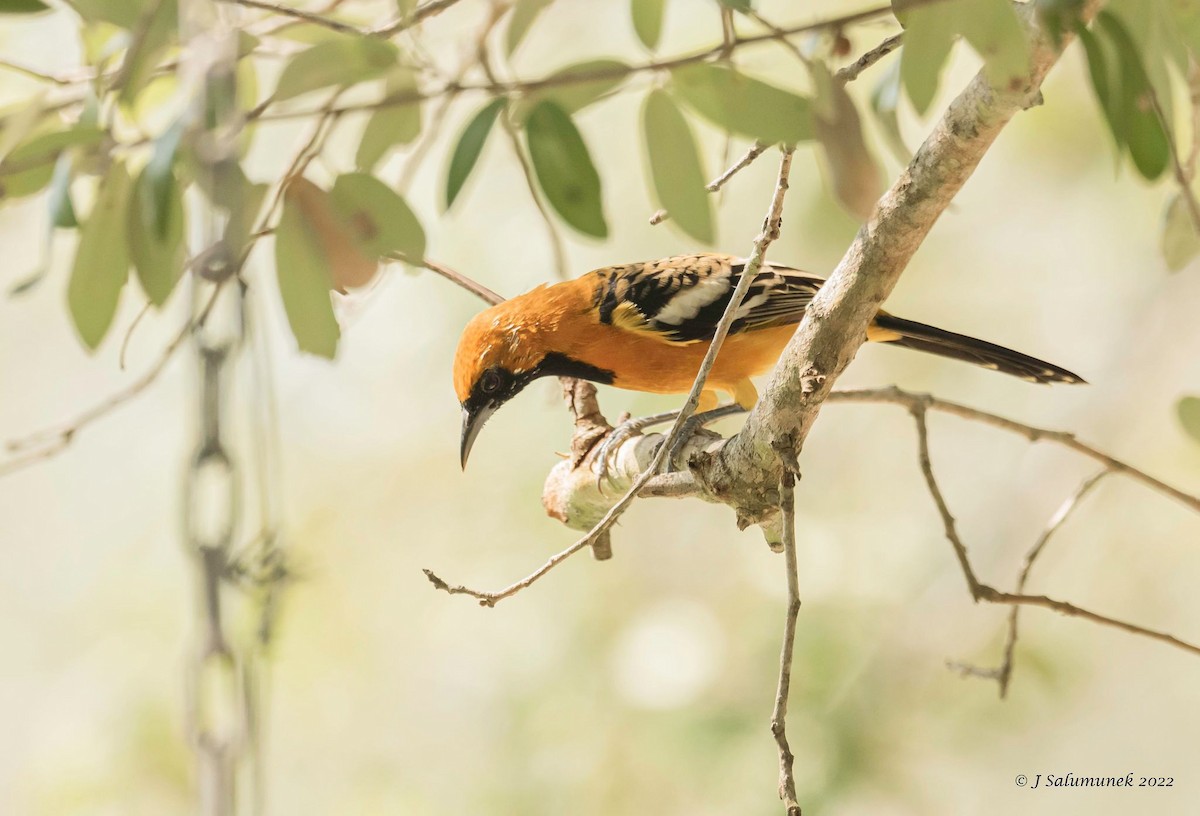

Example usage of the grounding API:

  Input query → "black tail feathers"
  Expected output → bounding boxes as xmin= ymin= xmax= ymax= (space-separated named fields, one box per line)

xmin=872 ymin=315 xmax=1086 ymax=385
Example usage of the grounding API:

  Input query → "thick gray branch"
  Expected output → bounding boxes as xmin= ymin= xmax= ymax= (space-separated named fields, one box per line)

xmin=693 ymin=2 xmax=1103 ymax=524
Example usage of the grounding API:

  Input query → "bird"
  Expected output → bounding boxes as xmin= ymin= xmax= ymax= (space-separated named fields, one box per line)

xmin=453 ymin=252 xmax=1085 ymax=467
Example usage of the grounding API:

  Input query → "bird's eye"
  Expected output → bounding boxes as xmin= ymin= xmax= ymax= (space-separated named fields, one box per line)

xmin=480 ymin=368 xmax=503 ymax=394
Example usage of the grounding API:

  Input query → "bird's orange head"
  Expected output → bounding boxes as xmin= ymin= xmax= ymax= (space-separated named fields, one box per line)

xmin=453 ymin=286 xmax=613 ymax=468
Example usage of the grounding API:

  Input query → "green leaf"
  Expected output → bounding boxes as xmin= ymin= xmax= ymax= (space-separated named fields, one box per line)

xmin=956 ymin=0 xmax=1030 ymax=90
xmin=642 ymin=90 xmax=712 ymax=244
xmin=511 ymin=59 xmax=630 ymax=122
xmin=128 ymin=160 xmax=184 ymax=306
xmin=1161 ymin=192 xmax=1200 ymax=272
xmin=115 ymin=0 xmax=178 ymax=107
xmin=69 ymin=0 xmax=142 ymax=28
xmin=717 ymin=0 xmax=751 ymax=10
xmin=0 ymin=126 xmax=105 ymax=200
xmin=525 ymin=101 xmax=607 ymax=238
xmin=1095 ymin=12 xmax=1170 ymax=180
xmin=505 ymin=0 xmax=554 ymax=56
xmin=274 ymin=38 xmax=398 ymax=101
xmin=0 ymin=0 xmax=51 ymax=14
xmin=356 ymin=70 xmax=422 ymax=171
xmin=871 ymin=60 xmax=912 ymax=163
xmin=329 ymin=172 xmax=425 ymax=261
xmin=68 ymin=162 xmax=132 ymax=350
xmin=275 ymin=196 xmax=340 ymax=358
xmin=671 ymin=63 xmax=813 ymax=143
xmin=445 ymin=98 xmax=505 ymax=208
xmin=897 ymin=3 xmax=956 ymax=115
xmin=1179 ymin=396 xmax=1200 ymax=444
xmin=48 ymin=153 xmax=78 ymax=228
xmin=1077 ymin=23 xmax=1120 ymax=152
xmin=632 ymin=0 xmax=666 ymax=49
xmin=145 ymin=119 xmax=184 ymax=238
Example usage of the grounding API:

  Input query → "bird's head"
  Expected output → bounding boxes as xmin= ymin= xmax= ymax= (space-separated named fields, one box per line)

xmin=453 ymin=290 xmax=613 ymax=468
xmin=453 ymin=298 xmax=553 ymax=469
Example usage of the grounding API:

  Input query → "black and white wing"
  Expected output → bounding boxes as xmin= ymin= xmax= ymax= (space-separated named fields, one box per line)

xmin=590 ymin=253 xmax=825 ymax=344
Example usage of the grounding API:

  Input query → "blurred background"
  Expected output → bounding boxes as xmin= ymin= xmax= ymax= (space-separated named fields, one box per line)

xmin=2 ymin=1 xmax=1200 ymax=814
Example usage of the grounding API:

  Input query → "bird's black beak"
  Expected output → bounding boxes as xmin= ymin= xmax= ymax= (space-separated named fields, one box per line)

xmin=460 ymin=402 xmax=497 ymax=469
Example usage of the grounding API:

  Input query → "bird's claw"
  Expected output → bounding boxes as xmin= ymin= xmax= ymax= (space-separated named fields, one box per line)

xmin=592 ymin=409 xmax=681 ymax=490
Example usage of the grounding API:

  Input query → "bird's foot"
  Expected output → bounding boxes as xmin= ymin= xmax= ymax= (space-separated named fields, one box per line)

xmin=663 ymin=404 xmax=748 ymax=471
xmin=593 ymin=409 xmax=682 ymax=489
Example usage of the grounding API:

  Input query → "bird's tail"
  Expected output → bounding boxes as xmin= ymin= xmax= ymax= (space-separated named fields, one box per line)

xmin=871 ymin=314 xmax=1086 ymax=385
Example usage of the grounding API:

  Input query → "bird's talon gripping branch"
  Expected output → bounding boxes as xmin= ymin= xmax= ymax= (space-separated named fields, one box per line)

xmin=664 ymin=404 xmax=749 ymax=472
xmin=592 ymin=409 xmax=681 ymax=487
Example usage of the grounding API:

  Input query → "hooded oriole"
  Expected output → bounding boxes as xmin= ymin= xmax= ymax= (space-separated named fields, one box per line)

xmin=453 ymin=252 xmax=1084 ymax=466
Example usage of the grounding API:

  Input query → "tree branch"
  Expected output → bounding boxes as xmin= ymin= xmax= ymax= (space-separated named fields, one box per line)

xmin=694 ymin=1 xmax=1105 ymax=526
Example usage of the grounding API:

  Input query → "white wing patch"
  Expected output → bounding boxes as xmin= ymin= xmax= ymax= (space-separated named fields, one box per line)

xmin=654 ymin=272 xmax=731 ymax=325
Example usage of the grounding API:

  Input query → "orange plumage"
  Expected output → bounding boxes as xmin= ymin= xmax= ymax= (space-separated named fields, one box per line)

xmin=453 ymin=253 xmax=1083 ymax=466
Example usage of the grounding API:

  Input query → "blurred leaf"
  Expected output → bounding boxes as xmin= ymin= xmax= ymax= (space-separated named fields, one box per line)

xmin=145 ymin=119 xmax=183 ymax=238
xmin=1161 ymin=192 xmax=1200 ymax=271
xmin=956 ymin=0 xmax=1030 ymax=90
xmin=506 ymin=0 xmax=553 ymax=56
xmin=48 ymin=152 xmax=78 ymax=228
xmin=871 ymin=60 xmax=912 ymax=163
xmin=642 ymin=89 xmax=712 ymax=243
xmin=511 ymin=59 xmax=630 ymax=122
xmin=356 ymin=69 xmax=421 ymax=171
xmin=69 ymin=0 xmax=143 ymax=27
xmin=1037 ymin=0 xmax=1087 ymax=48
xmin=811 ymin=63 xmax=883 ymax=221
xmin=525 ymin=101 xmax=607 ymax=238
xmin=0 ymin=126 xmax=105 ymax=200
xmin=285 ymin=176 xmax=376 ymax=292
xmin=632 ymin=0 xmax=666 ymax=49
xmin=1095 ymin=12 xmax=1170 ymax=180
xmin=0 ymin=92 xmax=48 ymax=162
xmin=128 ymin=160 xmax=184 ymax=306
xmin=1179 ymin=396 xmax=1200 ymax=443
xmin=671 ymin=63 xmax=813 ymax=143
xmin=115 ymin=0 xmax=177 ymax=107
xmin=276 ymin=186 xmax=340 ymax=358
xmin=1077 ymin=24 xmax=1119 ymax=150
xmin=896 ymin=2 xmax=956 ymax=115
xmin=68 ymin=162 xmax=132 ymax=350
xmin=329 ymin=172 xmax=426 ymax=264
xmin=0 ymin=0 xmax=50 ymax=14
xmin=717 ymin=0 xmax=751 ymax=10
xmin=445 ymin=97 xmax=505 ymax=208
xmin=274 ymin=38 xmax=398 ymax=101
xmin=1109 ymin=0 xmax=1175 ymax=132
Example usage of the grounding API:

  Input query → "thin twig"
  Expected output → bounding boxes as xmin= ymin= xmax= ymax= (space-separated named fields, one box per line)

xmin=415 ymin=258 xmax=503 ymax=305
xmin=229 ymin=0 xmax=364 ymax=36
xmin=992 ymin=468 xmax=1111 ymax=695
xmin=258 ymin=1 xmax=945 ymax=123
xmin=770 ymin=468 xmax=802 ymax=816
xmin=910 ymin=404 xmax=981 ymax=599
xmin=907 ymin=406 xmax=1200 ymax=661
xmin=371 ymin=0 xmax=468 ymax=37
xmin=708 ymin=141 xmax=769 ymax=192
xmin=835 ymin=32 xmax=903 ymax=82
xmin=1 ymin=282 xmax=224 ymax=476
xmin=828 ymin=387 xmax=1200 ymax=516
xmin=118 ymin=300 xmax=155 ymax=371
xmin=425 ymin=147 xmax=797 ymax=606
xmin=650 ymin=141 xmax=768 ymax=225
xmin=0 ymin=58 xmax=91 ymax=86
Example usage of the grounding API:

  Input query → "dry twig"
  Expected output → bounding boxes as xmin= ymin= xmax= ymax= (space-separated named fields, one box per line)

xmin=770 ymin=467 xmax=803 ymax=816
